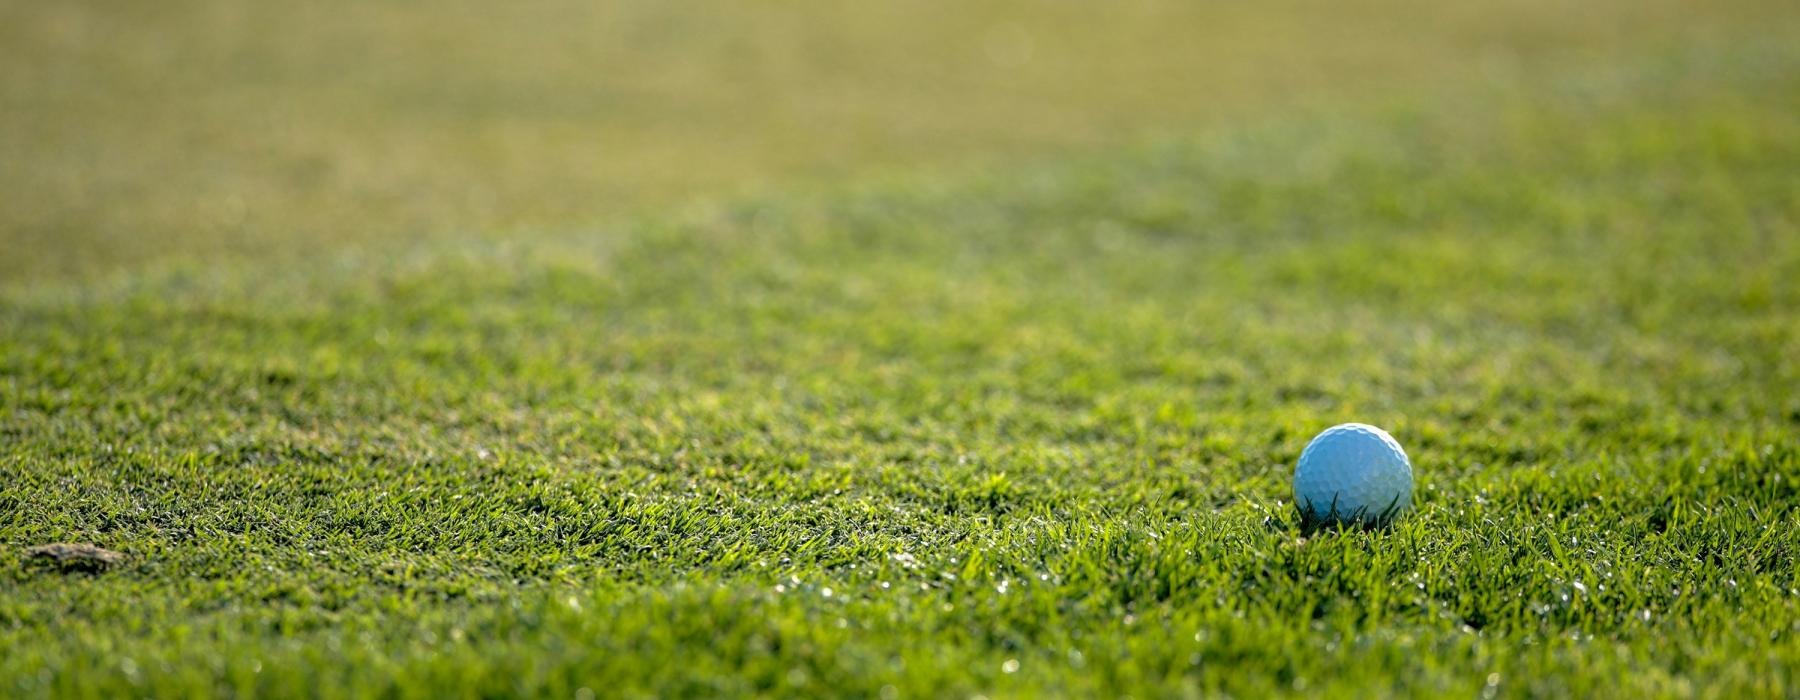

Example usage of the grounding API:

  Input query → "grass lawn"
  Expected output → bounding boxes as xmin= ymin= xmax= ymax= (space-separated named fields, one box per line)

xmin=3 ymin=2 xmax=1799 ymax=698
xmin=1 ymin=0 xmax=1784 ymax=280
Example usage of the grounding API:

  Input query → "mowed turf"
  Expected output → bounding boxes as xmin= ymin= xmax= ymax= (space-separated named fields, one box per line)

xmin=4 ymin=29 xmax=1800 ymax=700
xmin=1 ymin=0 xmax=1786 ymax=281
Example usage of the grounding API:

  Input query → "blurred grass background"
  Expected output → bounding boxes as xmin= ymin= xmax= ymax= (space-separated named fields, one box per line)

xmin=2 ymin=0 xmax=1789 ymax=281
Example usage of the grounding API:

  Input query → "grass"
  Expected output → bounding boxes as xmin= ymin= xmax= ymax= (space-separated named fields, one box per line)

xmin=3 ymin=3 xmax=1800 ymax=699
xmin=0 ymin=0 xmax=1786 ymax=281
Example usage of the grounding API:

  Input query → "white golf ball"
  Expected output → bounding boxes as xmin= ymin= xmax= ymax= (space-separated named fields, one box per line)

xmin=1293 ymin=423 xmax=1412 ymax=526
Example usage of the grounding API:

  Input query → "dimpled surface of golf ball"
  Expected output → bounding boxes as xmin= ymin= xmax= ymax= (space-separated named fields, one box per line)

xmin=1293 ymin=423 xmax=1412 ymax=526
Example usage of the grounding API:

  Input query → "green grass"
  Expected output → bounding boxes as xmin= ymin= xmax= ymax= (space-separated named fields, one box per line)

xmin=1 ymin=0 xmax=1785 ymax=281
xmin=4 ymin=6 xmax=1800 ymax=700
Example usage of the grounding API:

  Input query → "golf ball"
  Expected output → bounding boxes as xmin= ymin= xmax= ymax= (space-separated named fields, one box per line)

xmin=1293 ymin=423 xmax=1412 ymax=526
